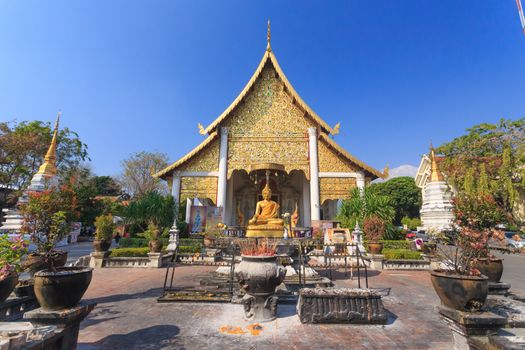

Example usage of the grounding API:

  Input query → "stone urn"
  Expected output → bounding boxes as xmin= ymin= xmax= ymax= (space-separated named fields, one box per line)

xmin=93 ymin=239 xmax=111 ymax=252
xmin=236 ymin=255 xmax=286 ymax=322
xmin=474 ymin=258 xmax=503 ymax=283
xmin=367 ymin=242 xmax=383 ymax=255
xmin=0 ymin=273 xmax=19 ymax=303
xmin=430 ymin=270 xmax=488 ymax=312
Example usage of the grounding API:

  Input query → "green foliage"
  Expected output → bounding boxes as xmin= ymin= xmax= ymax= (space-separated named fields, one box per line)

xmin=436 ymin=118 xmax=525 ymax=222
xmin=363 ymin=216 xmax=385 ymax=242
xmin=368 ymin=177 xmax=421 ymax=225
xmin=94 ymin=215 xmax=115 ymax=241
xmin=337 ymin=187 xmax=395 ymax=229
xmin=178 ymin=245 xmax=201 ymax=254
xmin=118 ymin=237 xmax=149 ymax=248
xmin=123 ymin=191 xmax=175 ymax=234
xmin=380 ymin=240 xmax=411 ymax=250
xmin=383 ymin=249 xmax=422 ymax=260
xmin=401 ymin=216 xmax=421 ymax=230
xmin=179 ymin=238 xmax=203 ymax=246
xmin=110 ymin=247 xmax=150 ymax=257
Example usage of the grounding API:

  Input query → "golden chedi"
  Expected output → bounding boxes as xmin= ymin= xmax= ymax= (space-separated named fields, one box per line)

xmin=246 ymin=183 xmax=284 ymax=238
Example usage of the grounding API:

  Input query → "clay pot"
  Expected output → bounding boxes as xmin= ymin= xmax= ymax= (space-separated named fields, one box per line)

xmin=236 ymin=255 xmax=286 ymax=296
xmin=23 ymin=251 xmax=68 ymax=275
xmin=148 ymin=239 xmax=163 ymax=253
xmin=474 ymin=258 xmax=504 ymax=283
xmin=34 ymin=267 xmax=93 ymax=311
xmin=367 ymin=242 xmax=384 ymax=255
xmin=430 ymin=269 xmax=488 ymax=312
xmin=422 ymin=242 xmax=437 ymax=255
xmin=0 ymin=273 xmax=19 ymax=303
xmin=93 ymin=239 xmax=111 ymax=252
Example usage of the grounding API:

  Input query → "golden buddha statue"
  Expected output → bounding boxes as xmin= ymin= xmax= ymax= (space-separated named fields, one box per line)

xmin=246 ymin=183 xmax=284 ymax=238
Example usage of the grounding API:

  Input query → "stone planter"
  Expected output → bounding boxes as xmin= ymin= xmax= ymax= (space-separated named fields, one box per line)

xmin=14 ymin=279 xmax=35 ymax=298
xmin=93 ymin=239 xmax=111 ymax=252
xmin=367 ymin=242 xmax=383 ymax=255
xmin=474 ymin=258 xmax=503 ymax=283
xmin=34 ymin=267 xmax=93 ymax=311
xmin=0 ymin=273 xmax=19 ymax=303
xmin=148 ymin=239 xmax=163 ymax=253
xmin=430 ymin=270 xmax=488 ymax=312
xmin=236 ymin=255 xmax=286 ymax=322
xmin=203 ymin=237 xmax=216 ymax=248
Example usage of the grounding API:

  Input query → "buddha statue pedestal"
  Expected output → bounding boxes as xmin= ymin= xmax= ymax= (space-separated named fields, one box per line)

xmin=246 ymin=225 xmax=284 ymax=238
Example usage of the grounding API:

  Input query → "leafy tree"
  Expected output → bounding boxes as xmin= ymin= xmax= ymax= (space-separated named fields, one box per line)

xmin=436 ymin=118 xmax=525 ymax=223
xmin=119 ymin=151 xmax=169 ymax=198
xmin=122 ymin=191 xmax=175 ymax=234
xmin=369 ymin=176 xmax=421 ymax=225
xmin=337 ymin=187 xmax=395 ymax=230
xmin=0 ymin=120 xmax=89 ymax=207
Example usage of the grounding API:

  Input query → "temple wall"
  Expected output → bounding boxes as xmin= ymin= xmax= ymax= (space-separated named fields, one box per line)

xmin=180 ymin=177 xmax=218 ymax=204
xmin=319 ymin=177 xmax=357 ymax=204
xmin=177 ymin=140 xmax=220 ymax=173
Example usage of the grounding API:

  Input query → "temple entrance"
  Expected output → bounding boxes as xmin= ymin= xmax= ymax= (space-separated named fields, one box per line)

xmin=226 ymin=168 xmax=309 ymax=227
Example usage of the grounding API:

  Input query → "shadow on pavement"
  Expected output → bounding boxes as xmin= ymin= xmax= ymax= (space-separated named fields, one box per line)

xmin=79 ymin=325 xmax=180 ymax=350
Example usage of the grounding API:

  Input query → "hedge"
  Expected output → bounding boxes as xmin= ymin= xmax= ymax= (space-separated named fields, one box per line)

xmin=110 ymin=247 xmax=150 ymax=257
xmin=380 ymin=240 xmax=411 ymax=250
xmin=179 ymin=238 xmax=203 ymax=247
xmin=178 ymin=245 xmax=201 ymax=254
xmin=383 ymin=249 xmax=422 ymax=260
xmin=119 ymin=237 xmax=203 ymax=249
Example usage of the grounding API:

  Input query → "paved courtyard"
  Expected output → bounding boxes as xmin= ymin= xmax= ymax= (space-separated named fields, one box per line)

xmin=78 ymin=266 xmax=456 ymax=350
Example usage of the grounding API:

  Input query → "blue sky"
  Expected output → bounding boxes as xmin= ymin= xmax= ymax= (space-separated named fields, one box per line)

xmin=0 ymin=1 xmax=524 ymax=177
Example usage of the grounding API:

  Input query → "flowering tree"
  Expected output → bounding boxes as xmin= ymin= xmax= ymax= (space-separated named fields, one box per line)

xmin=20 ymin=186 xmax=77 ymax=270
xmin=363 ymin=216 xmax=386 ymax=242
xmin=0 ymin=234 xmax=28 ymax=281
xmin=437 ymin=193 xmax=505 ymax=275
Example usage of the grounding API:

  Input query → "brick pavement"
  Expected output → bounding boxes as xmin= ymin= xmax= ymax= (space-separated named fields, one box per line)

xmin=78 ymin=266 xmax=453 ymax=350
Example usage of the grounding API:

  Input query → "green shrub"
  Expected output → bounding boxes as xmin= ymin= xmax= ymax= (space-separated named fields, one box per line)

xmin=179 ymin=238 xmax=203 ymax=247
xmin=178 ymin=245 xmax=201 ymax=254
xmin=119 ymin=237 xmax=170 ymax=248
xmin=94 ymin=215 xmax=115 ymax=241
xmin=110 ymin=247 xmax=149 ymax=257
xmin=383 ymin=249 xmax=422 ymax=260
xmin=380 ymin=240 xmax=411 ymax=250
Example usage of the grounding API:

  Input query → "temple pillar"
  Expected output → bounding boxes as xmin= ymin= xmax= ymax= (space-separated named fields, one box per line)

xmin=356 ymin=171 xmax=365 ymax=193
xmin=171 ymin=173 xmax=181 ymax=224
xmin=308 ymin=127 xmax=320 ymax=221
xmin=185 ymin=198 xmax=191 ymax=224
xmin=216 ymin=127 xmax=228 ymax=217
xmin=302 ymin=175 xmax=311 ymax=226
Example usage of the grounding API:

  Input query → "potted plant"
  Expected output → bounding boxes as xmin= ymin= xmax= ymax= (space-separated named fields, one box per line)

xmin=93 ymin=214 xmax=114 ymax=252
xmin=431 ymin=194 xmax=506 ymax=312
xmin=235 ymin=238 xmax=286 ymax=322
xmin=364 ymin=216 xmax=385 ymax=254
xmin=203 ymin=225 xmax=225 ymax=248
xmin=21 ymin=187 xmax=93 ymax=311
xmin=139 ymin=223 xmax=166 ymax=253
xmin=0 ymin=234 xmax=28 ymax=303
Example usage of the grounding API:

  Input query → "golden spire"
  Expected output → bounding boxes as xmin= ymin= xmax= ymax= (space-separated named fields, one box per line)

xmin=266 ymin=19 xmax=271 ymax=51
xmin=429 ymin=147 xmax=444 ymax=182
xmin=37 ymin=112 xmax=60 ymax=176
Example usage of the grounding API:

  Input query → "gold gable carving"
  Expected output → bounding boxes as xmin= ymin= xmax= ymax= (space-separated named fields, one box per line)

xmin=180 ymin=177 xmax=218 ymax=204
xmin=318 ymin=141 xmax=359 ymax=173
xmin=320 ymin=177 xmax=356 ymax=204
xmin=177 ymin=139 xmax=220 ymax=173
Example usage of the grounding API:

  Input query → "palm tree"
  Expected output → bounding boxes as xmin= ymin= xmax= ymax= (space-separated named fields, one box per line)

xmin=336 ymin=187 xmax=395 ymax=229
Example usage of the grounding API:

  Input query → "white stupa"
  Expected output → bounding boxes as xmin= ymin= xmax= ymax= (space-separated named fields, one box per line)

xmin=420 ymin=148 xmax=454 ymax=232
xmin=0 ymin=113 xmax=61 ymax=233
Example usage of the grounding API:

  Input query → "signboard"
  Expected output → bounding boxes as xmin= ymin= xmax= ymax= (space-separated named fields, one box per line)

xmin=190 ymin=206 xmax=207 ymax=234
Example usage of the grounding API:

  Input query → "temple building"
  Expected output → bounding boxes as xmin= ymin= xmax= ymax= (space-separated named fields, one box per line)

xmin=416 ymin=148 xmax=454 ymax=232
xmin=154 ymin=25 xmax=386 ymax=228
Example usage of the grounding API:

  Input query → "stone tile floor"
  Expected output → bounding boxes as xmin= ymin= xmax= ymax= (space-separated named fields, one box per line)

xmin=78 ymin=266 xmax=453 ymax=349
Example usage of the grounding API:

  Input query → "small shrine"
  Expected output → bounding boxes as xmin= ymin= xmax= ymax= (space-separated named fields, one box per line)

xmin=154 ymin=23 xmax=386 ymax=235
xmin=418 ymin=147 xmax=454 ymax=232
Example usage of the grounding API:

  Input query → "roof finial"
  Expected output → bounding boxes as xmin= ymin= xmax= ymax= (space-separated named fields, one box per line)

xmin=267 ymin=19 xmax=271 ymax=51
xmin=429 ymin=145 xmax=444 ymax=182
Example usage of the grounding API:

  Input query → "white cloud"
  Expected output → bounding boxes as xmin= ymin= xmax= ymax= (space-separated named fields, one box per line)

xmin=373 ymin=164 xmax=418 ymax=183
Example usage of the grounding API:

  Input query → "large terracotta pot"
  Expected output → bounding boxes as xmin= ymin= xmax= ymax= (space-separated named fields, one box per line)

xmin=24 ymin=251 xmax=68 ymax=275
xmin=236 ymin=255 xmax=286 ymax=296
xmin=367 ymin=242 xmax=384 ymax=255
xmin=34 ymin=267 xmax=93 ymax=311
xmin=93 ymin=239 xmax=111 ymax=252
xmin=474 ymin=258 xmax=504 ymax=283
xmin=430 ymin=270 xmax=488 ymax=312
xmin=203 ymin=237 xmax=215 ymax=248
xmin=0 ymin=273 xmax=19 ymax=303
xmin=148 ymin=239 xmax=163 ymax=253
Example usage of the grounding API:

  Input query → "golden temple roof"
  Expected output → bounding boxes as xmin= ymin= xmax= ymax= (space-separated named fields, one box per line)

xmin=36 ymin=112 xmax=60 ymax=176
xmin=200 ymin=44 xmax=334 ymax=135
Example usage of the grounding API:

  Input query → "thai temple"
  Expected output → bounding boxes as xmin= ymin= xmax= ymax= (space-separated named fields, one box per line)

xmin=154 ymin=23 xmax=387 ymax=235
xmin=0 ymin=114 xmax=61 ymax=233
xmin=416 ymin=147 xmax=454 ymax=232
